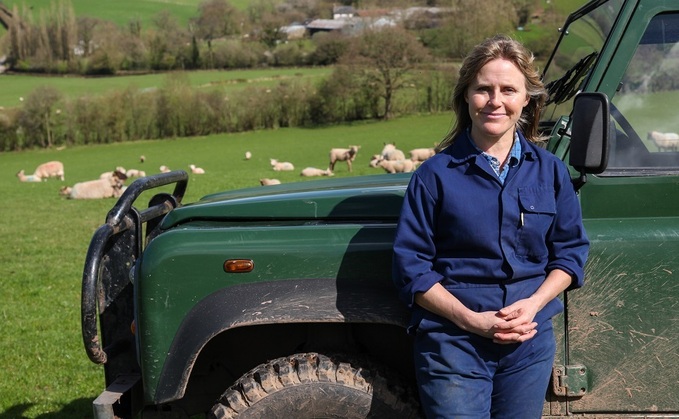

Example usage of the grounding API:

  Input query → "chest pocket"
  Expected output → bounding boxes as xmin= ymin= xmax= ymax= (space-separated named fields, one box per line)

xmin=517 ymin=187 xmax=556 ymax=260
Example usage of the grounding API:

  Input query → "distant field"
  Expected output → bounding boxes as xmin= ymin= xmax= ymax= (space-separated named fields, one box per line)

xmin=0 ymin=113 xmax=452 ymax=418
xmin=2 ymin=0 xmax=251 ymax=28
xmin=0 ymin=67 xmax=333 ymax=108
xmin=0 ymin=0 xmax=591 ymax=36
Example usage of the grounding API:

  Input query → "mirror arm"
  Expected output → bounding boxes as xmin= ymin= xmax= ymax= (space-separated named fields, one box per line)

xmin=572 ymin=172 xmax=587 ymax=191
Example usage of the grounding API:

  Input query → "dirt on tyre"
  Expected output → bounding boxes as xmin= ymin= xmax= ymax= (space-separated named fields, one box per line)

xmin=209 ymin=352 xmax=422 ymax=418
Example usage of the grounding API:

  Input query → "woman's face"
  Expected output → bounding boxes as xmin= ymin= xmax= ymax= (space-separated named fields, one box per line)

xmin=466 ymin=58 xmax=529 ymax=144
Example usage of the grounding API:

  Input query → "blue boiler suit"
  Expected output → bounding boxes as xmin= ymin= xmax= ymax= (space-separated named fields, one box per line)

xmin=392 ymin=131 xmax=589 ymax=418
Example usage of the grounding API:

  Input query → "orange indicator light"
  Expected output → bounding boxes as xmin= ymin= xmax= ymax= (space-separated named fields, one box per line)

xmin=224 ymin=259 xmax=254 ymax=273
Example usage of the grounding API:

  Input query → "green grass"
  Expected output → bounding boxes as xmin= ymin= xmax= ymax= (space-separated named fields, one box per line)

xmin=0 ymin=112 xmax=453 ymax=418
xmin=3 ymin=0 xmax=224 ymax=29
xmin=0 ymin=0 xmax=267 ymax=40
xmin=0 ymin=67 xmax=334 ymax=109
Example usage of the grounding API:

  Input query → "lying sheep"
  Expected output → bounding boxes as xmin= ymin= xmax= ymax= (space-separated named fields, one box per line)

xmin=159 ymin=165 xmax=171 ymax=173
xmin=62 ymin=170 xmax=127 ymax=200
xmin=16 ymin=170 xmax=42 ymax=182
xmin=380 ymin=143 xmax=406 ymax=161
xmin=245 ymin=151 xmax=252 ymax=160
xmin=270 ymin=159 xmax=295 ymax=171
xmin=19 ymin=160 xmax=65 ymax=182
xmin=329 ymin=145 xmax=360 ymax=172
xmin=100 ymin=166 xmax=127 ymax=179
xmin=35 ymin=160 xmax=65 ymax=181
xmin=189 ymin=164 xmax=205 ymax=174
xmin=125 ymin=169 xmax=146 ymax=178
xmin=369 ymin=154 xmax=383 ymax=168
xmin=378 ymin=158 xmax=416 ymax=174
xmin=648 ymin=131 xmax=679 ymax=151
xmin=260 ymin=178 xmax=281 ymax=186
xmin=409 ymin=147 xmax=436 ymax=162
xmin=301 ymin=167 xmax=334 ymax=177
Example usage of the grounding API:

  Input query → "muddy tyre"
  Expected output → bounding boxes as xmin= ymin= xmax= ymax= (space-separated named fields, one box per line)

xmin=209 ymin=352 xmax=422 ymax=419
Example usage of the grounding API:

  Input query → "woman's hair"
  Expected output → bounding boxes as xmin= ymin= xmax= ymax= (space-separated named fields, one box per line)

xmin=437 ymin=34 xmax=547 ymax=151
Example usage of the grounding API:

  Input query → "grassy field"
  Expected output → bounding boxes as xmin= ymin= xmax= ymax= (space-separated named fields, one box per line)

xmin=0 ymin=112 xmax=453 ymax=418
xmin=0 ymin=67 xmax=333 ymax=109
xmin=2 ymin=0 xmax=250 ymax=29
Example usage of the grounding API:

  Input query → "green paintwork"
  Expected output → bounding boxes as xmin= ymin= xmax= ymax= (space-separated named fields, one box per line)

xmin=544 ymin=0 xmax=679 ymax=413
xmin=138 ymin=174 xmax=410 ymax=401
xmin=161 ymin=173 xmax=411 ymax=226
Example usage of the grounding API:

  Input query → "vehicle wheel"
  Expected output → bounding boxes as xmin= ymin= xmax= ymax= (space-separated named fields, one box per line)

xmin=209 ymin=352 xmax=422 ymax=419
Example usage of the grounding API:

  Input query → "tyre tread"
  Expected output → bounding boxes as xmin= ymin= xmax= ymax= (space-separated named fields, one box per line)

xmin=209 ymin=352 xmax=421 ymax=418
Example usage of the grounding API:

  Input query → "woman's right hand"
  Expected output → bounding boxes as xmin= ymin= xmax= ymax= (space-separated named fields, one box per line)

xmin=457 ymin=310 xmax=537 ymax=344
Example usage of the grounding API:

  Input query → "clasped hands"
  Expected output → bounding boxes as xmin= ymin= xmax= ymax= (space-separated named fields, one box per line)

xmin=469 ymin=298 xmax=540 ymax=344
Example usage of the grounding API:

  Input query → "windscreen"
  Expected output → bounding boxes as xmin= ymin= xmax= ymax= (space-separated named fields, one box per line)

xmin=540 ymin=0 xmax=624 ymax=125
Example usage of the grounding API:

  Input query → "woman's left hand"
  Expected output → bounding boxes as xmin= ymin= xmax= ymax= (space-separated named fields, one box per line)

xmin=491 ymin=298 xmax=540 ymax=344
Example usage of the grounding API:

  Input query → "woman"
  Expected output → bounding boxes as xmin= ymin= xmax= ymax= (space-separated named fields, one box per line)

xmin=392 ymin=35 xmax=589 ymax=418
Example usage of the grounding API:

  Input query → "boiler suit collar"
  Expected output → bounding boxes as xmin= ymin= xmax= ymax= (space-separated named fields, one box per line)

xmin=442 ymin=129 xmax=537 ymax=184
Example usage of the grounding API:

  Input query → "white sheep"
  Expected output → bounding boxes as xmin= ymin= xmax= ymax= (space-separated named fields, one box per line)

xmin=378 ymin=158 xmax=416 ymax=174
xmin=245 ymin=151 xmax=252 ymax=160
xmin=409 ymin=147 xmax=436 ymax=162
xmin=20 ymin=160 xmax=65 ymax=181
xmin=369 ymin=154 xmax=383 ymax=168
xmin=159 ymin=165 xmax=171 ymax=173
xmin=125 ymin=169 xmax=146 ymax=178
xmin=648 ymin=131 xmax=679 ymax=151
xmin=16 ymin=170 xmax=41 ymax=182
xmin=189 ymin=164 xmax=205 ymax=174
xmin=259 ymin=178 xmax=281 ymax=186
xmin=100 ymin=166 xmax=127 ymax=179
xmin=270 ymin=159 xmax=295 ymax=171
xmin=301 ymin=167 xmax=334 ymax=177
xmin=140 ymin=155 xmax=146 ymax=163
xmin=380 ymin=143 xmax=406 ymax=161
xmin=63 ymin=170 xmax=127 ymax=200
xmin=329 ymin=145 xmax=360 ymax=172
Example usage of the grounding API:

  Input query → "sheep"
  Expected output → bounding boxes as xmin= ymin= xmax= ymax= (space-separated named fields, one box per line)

xmin=189 ymin=164 xmax=205 ymax=174
xmin=21 ymin=160 xmax=65 ymax=181
xmin=369 ymin=154 xmax=383 ymax=168
xmin=301 ymin=167 xmax=334 ymax=177
xmin=380 ymin=143 xmax=406 ymax=161
xmin=409 ymin=147 xmax=436 ymax=162
xmin=245 ymin=151 xmax=252 ymax=160
xmin=259 ymin=178 xmax=281 ymax=186
xmin=159 ymin=165 xmax=171 ymax=173
xmin=140 ymin=155 xmax=146 ymax=163
xmin=63 ymin=170 xmax=127 ymax=200
xmin=270 ymin=159 xmax=295 ymax=171
xmin=648 ymin=131 xmax=679 ymax=152
xmin=378 ymin=158 xmax=416 ymax=174
xmin=59 ymin=186 xmax=72 ymax=196
xmin=100 ymin=166 xmax=127 ymax=179
xmin=329 ymin=145 xmax=360 ymax=172
xmin=125 ymin=169 xmax=146 ymax=178
xmin=16 ymin=169 xmax=41 ymax=182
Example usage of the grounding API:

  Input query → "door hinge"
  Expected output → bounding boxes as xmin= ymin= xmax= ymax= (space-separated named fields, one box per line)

xmin=552 ymin=364 xmax=589 ymax=397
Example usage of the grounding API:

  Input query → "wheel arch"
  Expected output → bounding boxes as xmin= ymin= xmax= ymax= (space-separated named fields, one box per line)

xmin=153 ymin=277 xmax=412 ymax=405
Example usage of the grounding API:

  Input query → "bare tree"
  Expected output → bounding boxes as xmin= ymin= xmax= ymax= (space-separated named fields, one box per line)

xmin=193 ymin=0 xmax=243 ymax=43
xmin=341 ymin=26 xmax=429 ymax=120
xmin=438 ymin=0 xmax=516 ymax=59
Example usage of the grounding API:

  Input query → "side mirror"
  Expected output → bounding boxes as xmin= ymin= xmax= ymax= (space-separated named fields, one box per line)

xmin=569 ymin=92 xmax=611 ymax=189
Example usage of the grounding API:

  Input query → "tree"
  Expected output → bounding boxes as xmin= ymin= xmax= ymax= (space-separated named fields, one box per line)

xmin=341 ymin=26 xmax=429 ymax=120
xmin=192 ymin=0 xmax=243 ymax=47
xmin=435 ymin=0 xmax=516 ymax=59
xmin=16 ymin=85 xmax=62 ymax=148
